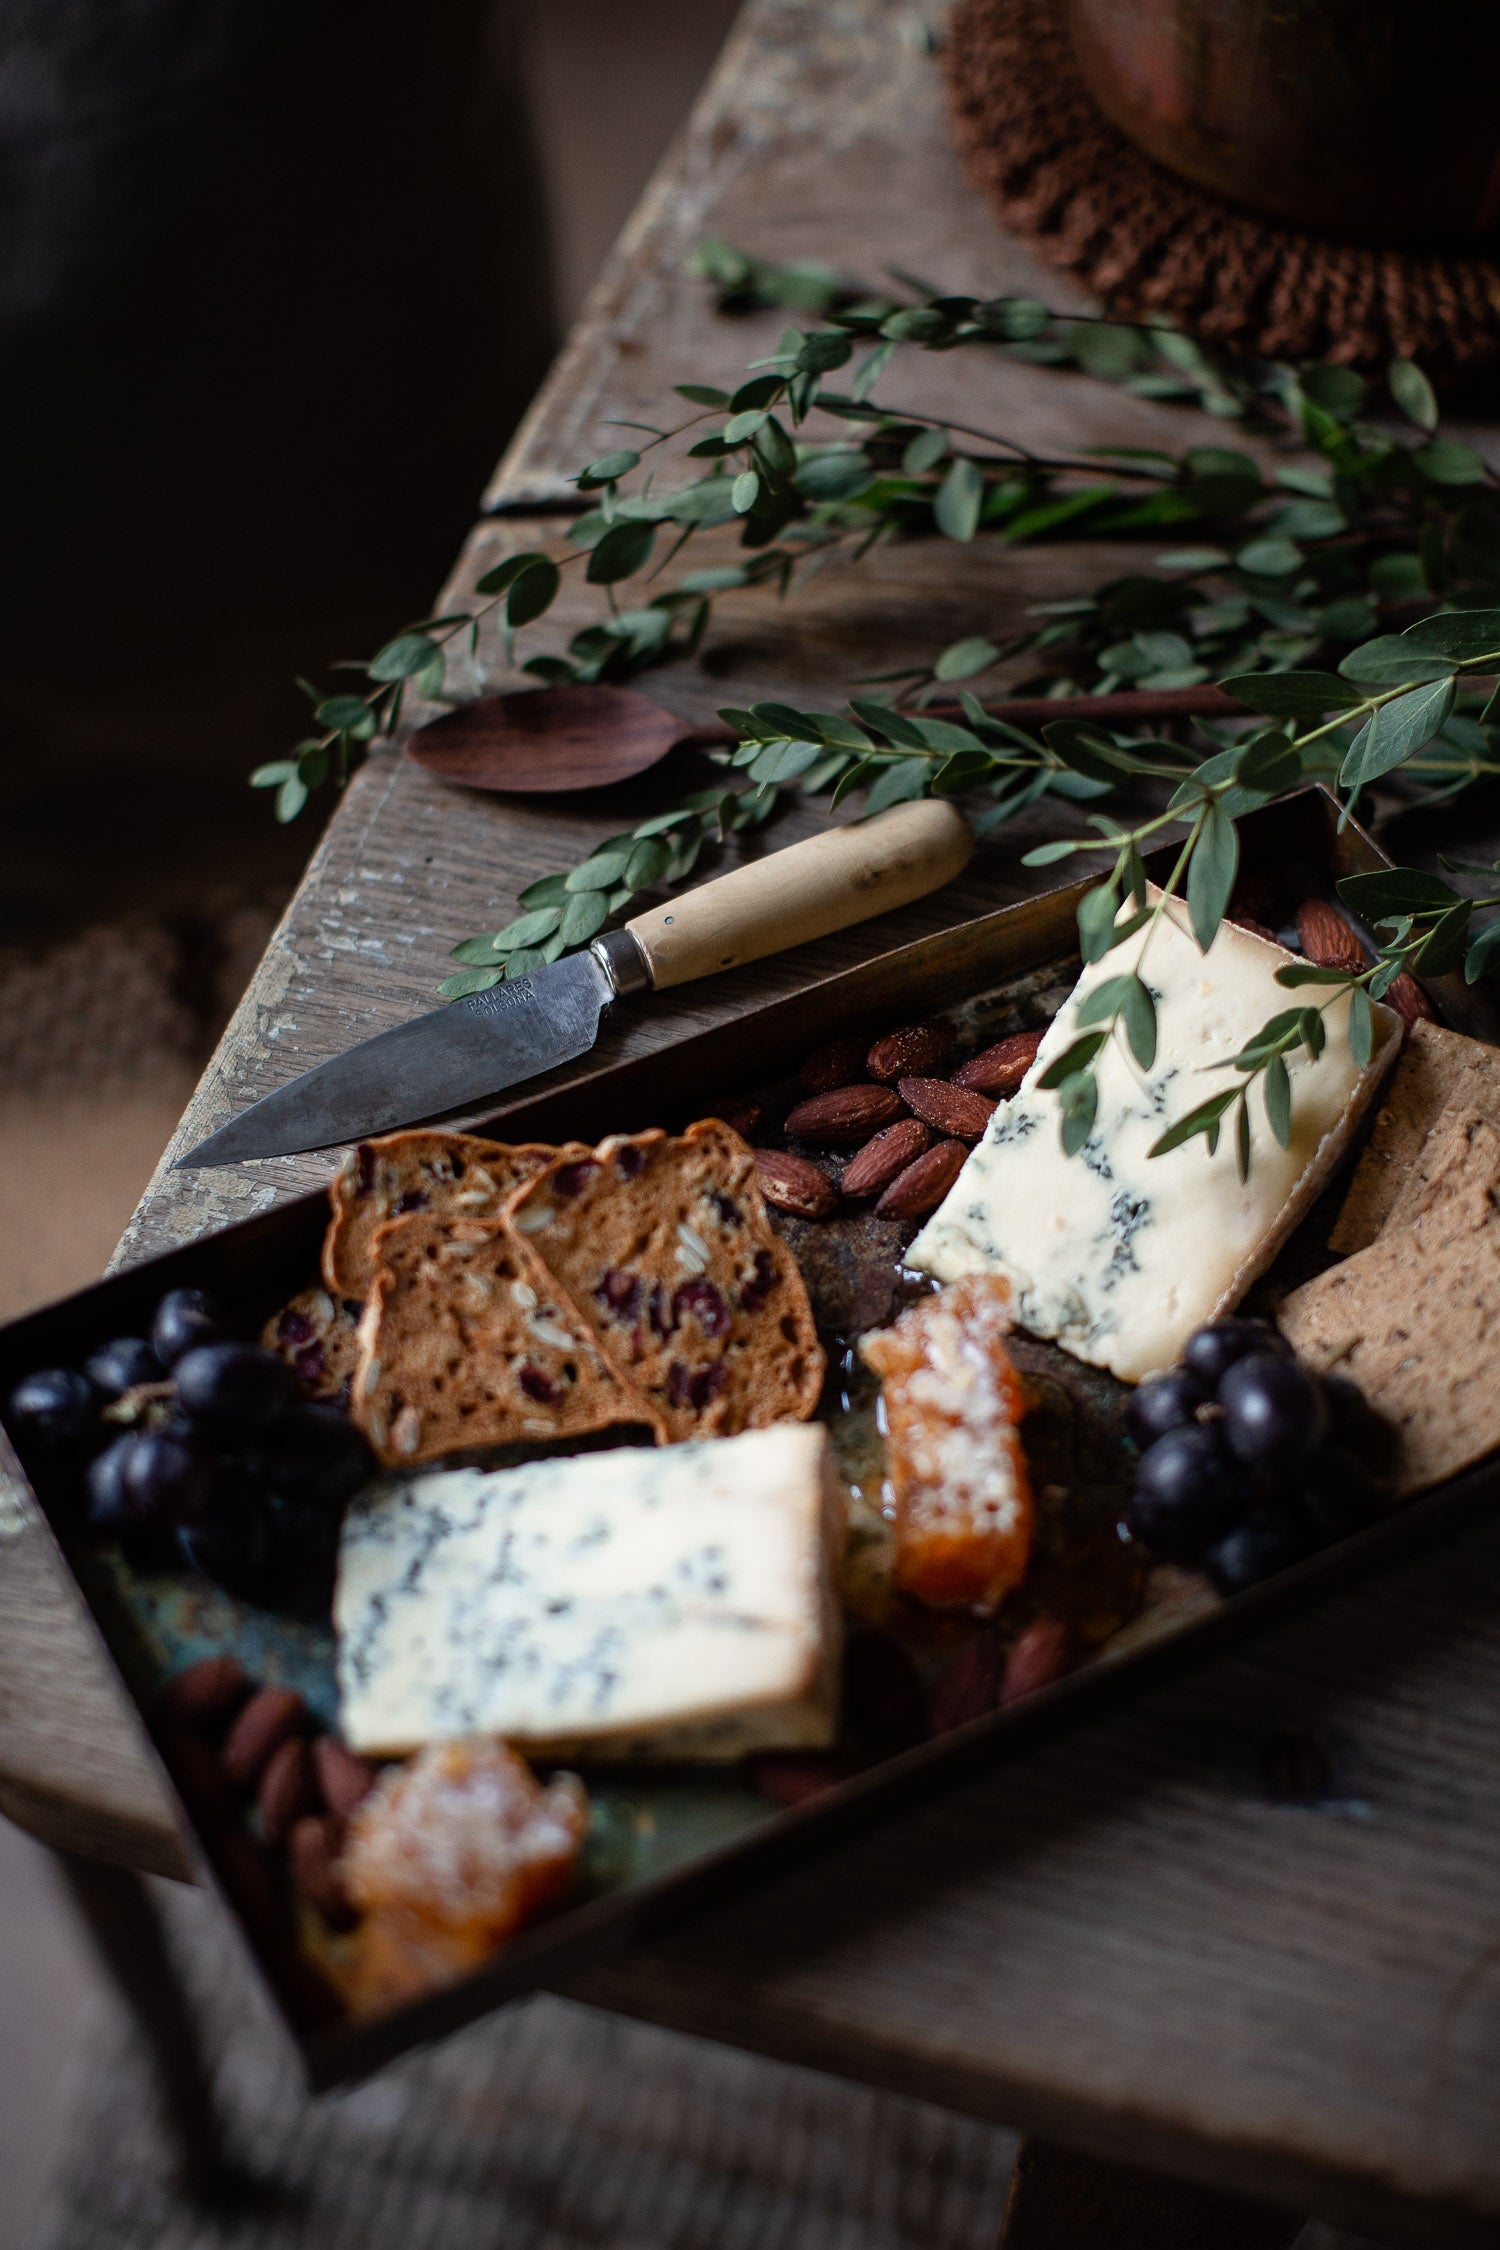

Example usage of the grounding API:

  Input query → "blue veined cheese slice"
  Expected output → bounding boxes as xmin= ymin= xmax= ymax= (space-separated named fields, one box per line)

xmin=909 ymin=895 xmax=1401 ymax=1382
xmin=336 ymin=1423 xmax=845 ymax=1761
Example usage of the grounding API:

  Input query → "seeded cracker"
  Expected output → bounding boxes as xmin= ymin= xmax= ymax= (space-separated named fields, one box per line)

xmin=506 ymin=1120 xmax=825 ymax=1441
xmin=323 ymin=1129 xmax=576 ymax=1299
xmin=1328 ymin=1020 xmax=1500 ymax=1253
xmin=261 ymin=1287 xmax=363 ymax=1405
xmin=1279 ymin=1108 xmax=1500 ymax=1493
xmin=352 ymin=1212 xmax=664 ymax=1466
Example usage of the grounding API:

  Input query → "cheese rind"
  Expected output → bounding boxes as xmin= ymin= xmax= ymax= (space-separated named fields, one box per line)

xmin=909 ymin=896 xmax=1399 ymax=1382
xmin=336 ymin=1424 xmax=845 ymax=1760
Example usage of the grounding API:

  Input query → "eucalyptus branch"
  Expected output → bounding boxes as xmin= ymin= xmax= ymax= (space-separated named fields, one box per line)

xmin=252 ymin=237 xmax=1500 ymax=1178
xmin=257 ymin=240 xmax=1500 ymax=833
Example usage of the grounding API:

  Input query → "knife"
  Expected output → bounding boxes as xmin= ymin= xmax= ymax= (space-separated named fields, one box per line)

xmin=177 ymin=799 xmax=973 ymax=1167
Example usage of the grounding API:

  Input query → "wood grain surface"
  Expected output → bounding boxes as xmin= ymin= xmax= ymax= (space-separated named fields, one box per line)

xmin=6 ymin=0 xmax=1500 ymax=2236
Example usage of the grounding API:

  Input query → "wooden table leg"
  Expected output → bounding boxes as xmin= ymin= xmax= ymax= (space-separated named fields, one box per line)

xmin=998 ymin=2137 xmax=1306 ymax=2250
xmin=53 ymin=1852 xmax=248 ymax=2204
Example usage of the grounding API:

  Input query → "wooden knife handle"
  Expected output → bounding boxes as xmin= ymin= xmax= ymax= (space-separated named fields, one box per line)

xmin=624 ymin=798 xmax=973 ymax=992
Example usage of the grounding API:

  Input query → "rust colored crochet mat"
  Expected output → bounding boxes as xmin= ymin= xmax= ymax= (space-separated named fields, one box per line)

xmin=946 ymin=0 xmax=1500 ymax=382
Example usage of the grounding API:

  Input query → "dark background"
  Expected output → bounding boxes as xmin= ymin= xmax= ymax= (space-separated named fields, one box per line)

xmin=0 ymin=0 xmax=740 ymax=948
xmin=0 ymin=15 xmax=736 ymax=2230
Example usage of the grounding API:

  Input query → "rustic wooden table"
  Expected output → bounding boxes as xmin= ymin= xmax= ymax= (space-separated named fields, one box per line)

xmin=6 ymin=4 xmax=1500 ymax=2243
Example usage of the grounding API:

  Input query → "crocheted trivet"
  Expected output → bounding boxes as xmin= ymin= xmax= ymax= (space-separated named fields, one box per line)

xmin=946 ymin=0 xmax=1500 ymax=385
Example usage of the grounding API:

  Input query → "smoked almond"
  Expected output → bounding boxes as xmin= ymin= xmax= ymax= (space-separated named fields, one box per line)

xmin=1388 ymin=970 xmax=1437 ymax=1027
xmin=312 ymin=1735 xmax=379 ymax=1823
xmin=999 ymin=1618 xmax=1075 ymax=1705
xmin=156 ymin=1655 xmax=251 ymax=1732
xmin=752 ymin=1147 xmax=838 ymax=1218
xmin=896 ymin=1076 xmax=996 ymax=1140
xmin=796 ymin=1035 xmax=868 ymax=1097
xmin=222 ymin=1686 xmax=308 ymax=1790
xmin=257 ymin=1736 xmax=316 ymax=1847
xmin=1297 ymin=897 xmax=1366 ymax=975
xmin=784 ymin=1083 xmax=904 ymax=1144
xmin=875 ymin=1136 xmax=968 ymax=1218
xmin=713 ymin=1098 xmax=763 ymax=1141
xmin=840 ymin=1117 xmax=933 ymax=1198
xmin=951 ymin=1029 xmax=1044 ymax=1097
xmin=866 ymin=1019 xmax=955 ymax=1085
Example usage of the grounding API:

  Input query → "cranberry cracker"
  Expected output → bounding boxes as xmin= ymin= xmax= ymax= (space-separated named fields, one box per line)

xmin=352 ymin=1211 xmax=664 ymax=1466
xmin=506 ymin=1121 xmax=825 ymax=1441
xmin=262 ymin=1286 xmax=363 ymax=1405
xmin=323 ymin=1128 xmax=570 ymax=1299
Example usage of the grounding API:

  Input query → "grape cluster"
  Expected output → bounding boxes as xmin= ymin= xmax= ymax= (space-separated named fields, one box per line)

xmin=6 ymin=1287 xmax=371 ymax=1611
xmin=1124 ymin=1319 xmax=1387 ymax=1593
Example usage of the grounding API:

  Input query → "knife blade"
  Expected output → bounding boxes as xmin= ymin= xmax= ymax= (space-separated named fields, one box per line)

xmin=178 ymin=947 xmax=617 ymax=1167
xmin=176 ymin=798 xmax=973 ymax=1168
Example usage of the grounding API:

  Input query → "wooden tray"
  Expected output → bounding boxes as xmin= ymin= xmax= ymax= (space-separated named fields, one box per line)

xmin=2 ymin=787 xmax=1495 ymax=2091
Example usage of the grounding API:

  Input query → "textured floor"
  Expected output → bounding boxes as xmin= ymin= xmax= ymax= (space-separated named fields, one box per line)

xmin=30 ymin=1878 xmax=1021 ymax=2250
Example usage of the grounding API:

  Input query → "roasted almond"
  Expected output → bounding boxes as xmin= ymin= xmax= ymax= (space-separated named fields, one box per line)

xmin=753 ymin=1147 xmax=838 ymax=1219
xmin=311 ymin=1734 xmax=379 ymax=1823
xmin=896 ymin=1077 xmax=997 ymax=1140
xmin=1230 ymin=915 xmax=1279 ymax=945
xmin=951 ymin=1028 xmax=1044 ymax=1097
xmin=784 ymin=1083 xmax=905 ymax=1144
xmin=1388 ymin=970 xmax=1437 ymax=1027
xmin=222 ymin=1685 xmax=308 ymax=1790
xmin=748 ymin=1754 xmax=845 ymax=1807
xmin=875 ymin=1136 xmax=968 ymax=1219
xmin=796 ymin=1035 xmax=868 ymax=1097
xmin=257 ymin=1736 xmax=316 ymax=1847
xmin=866 ymin=1019 xmax=955 ymax=1085
xmin=156 ymin=1655 xmax=251 ymax=1732
xmin=1296 ymin=897 xmax=1366 ymax=975
xmin=713 ymin=1098 xmax=763 ymax=1142
xmin=999 ymin=1618 xmax=1075 ymax=1706
xmin=840 ymin=1117 xmax=934 ymax=1198
xmin=929 ymin=1634 xmax=1004 ymax=1734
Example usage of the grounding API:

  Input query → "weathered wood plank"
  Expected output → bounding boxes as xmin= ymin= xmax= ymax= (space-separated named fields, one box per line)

xmin=559 ymin=1509 xmax=1500 ymax=2243
xmin=486 ymin=0 xmax=1251 ymax=511
xmin=5 ymin=0 xmax=1500 ymax=2235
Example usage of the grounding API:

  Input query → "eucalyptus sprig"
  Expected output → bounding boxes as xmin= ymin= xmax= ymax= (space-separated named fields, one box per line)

xmin=259 ymin=242 xmax=1500 ymax=833
xmin=259 ymin=238 xmax=1500 ymax=1171
xmin=1008 ymin=607 xmax=1500 ymax=1173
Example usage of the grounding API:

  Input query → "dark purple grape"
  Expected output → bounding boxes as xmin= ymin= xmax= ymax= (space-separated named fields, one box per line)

xmin=121 ymin=1428 xmax=215 ymax=1526
xmin=174 ymin=1342 xmax=298 ymax=1436
xmin=86 ymin=1438 xmax=178 ymax=1567
xmin=86 ymin=1437 xmax=145 ymax=1532
xmin=1299 ymin=1444 xmax=1383 ymax=1543
xmin=1181 ymin=1317 xmax=1290 ymax=1392
xmin=1126 ymin=1369 xmax=1207 ymax=1450
xmin=251 ymin=1404 xmax=372 ymax=1508
xmin=151 ymin=1288 xmax=223 ymax=1369
xmin=1127 ymin=1425 xmax=1243 ymax=1562
xmin=1219 ymin=1351 xmax=1326 ymax=1472
xmin=1204 ymin=1502 xmax=1313 ymax=1594
xmin=7 ymin=1368 xmax=98 ymax=1452
xmin=84 ymin=1336 xmax=163 ymax=1400
xmin=178 ymin=1483 xmax=274 ymax=1601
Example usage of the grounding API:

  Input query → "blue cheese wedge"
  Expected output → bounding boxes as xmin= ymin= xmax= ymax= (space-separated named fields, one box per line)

xmin=336 ymin=1424 xmax=845 ymax=1761
xmin=909 ymin=895 xmax=1400 ymax=1382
